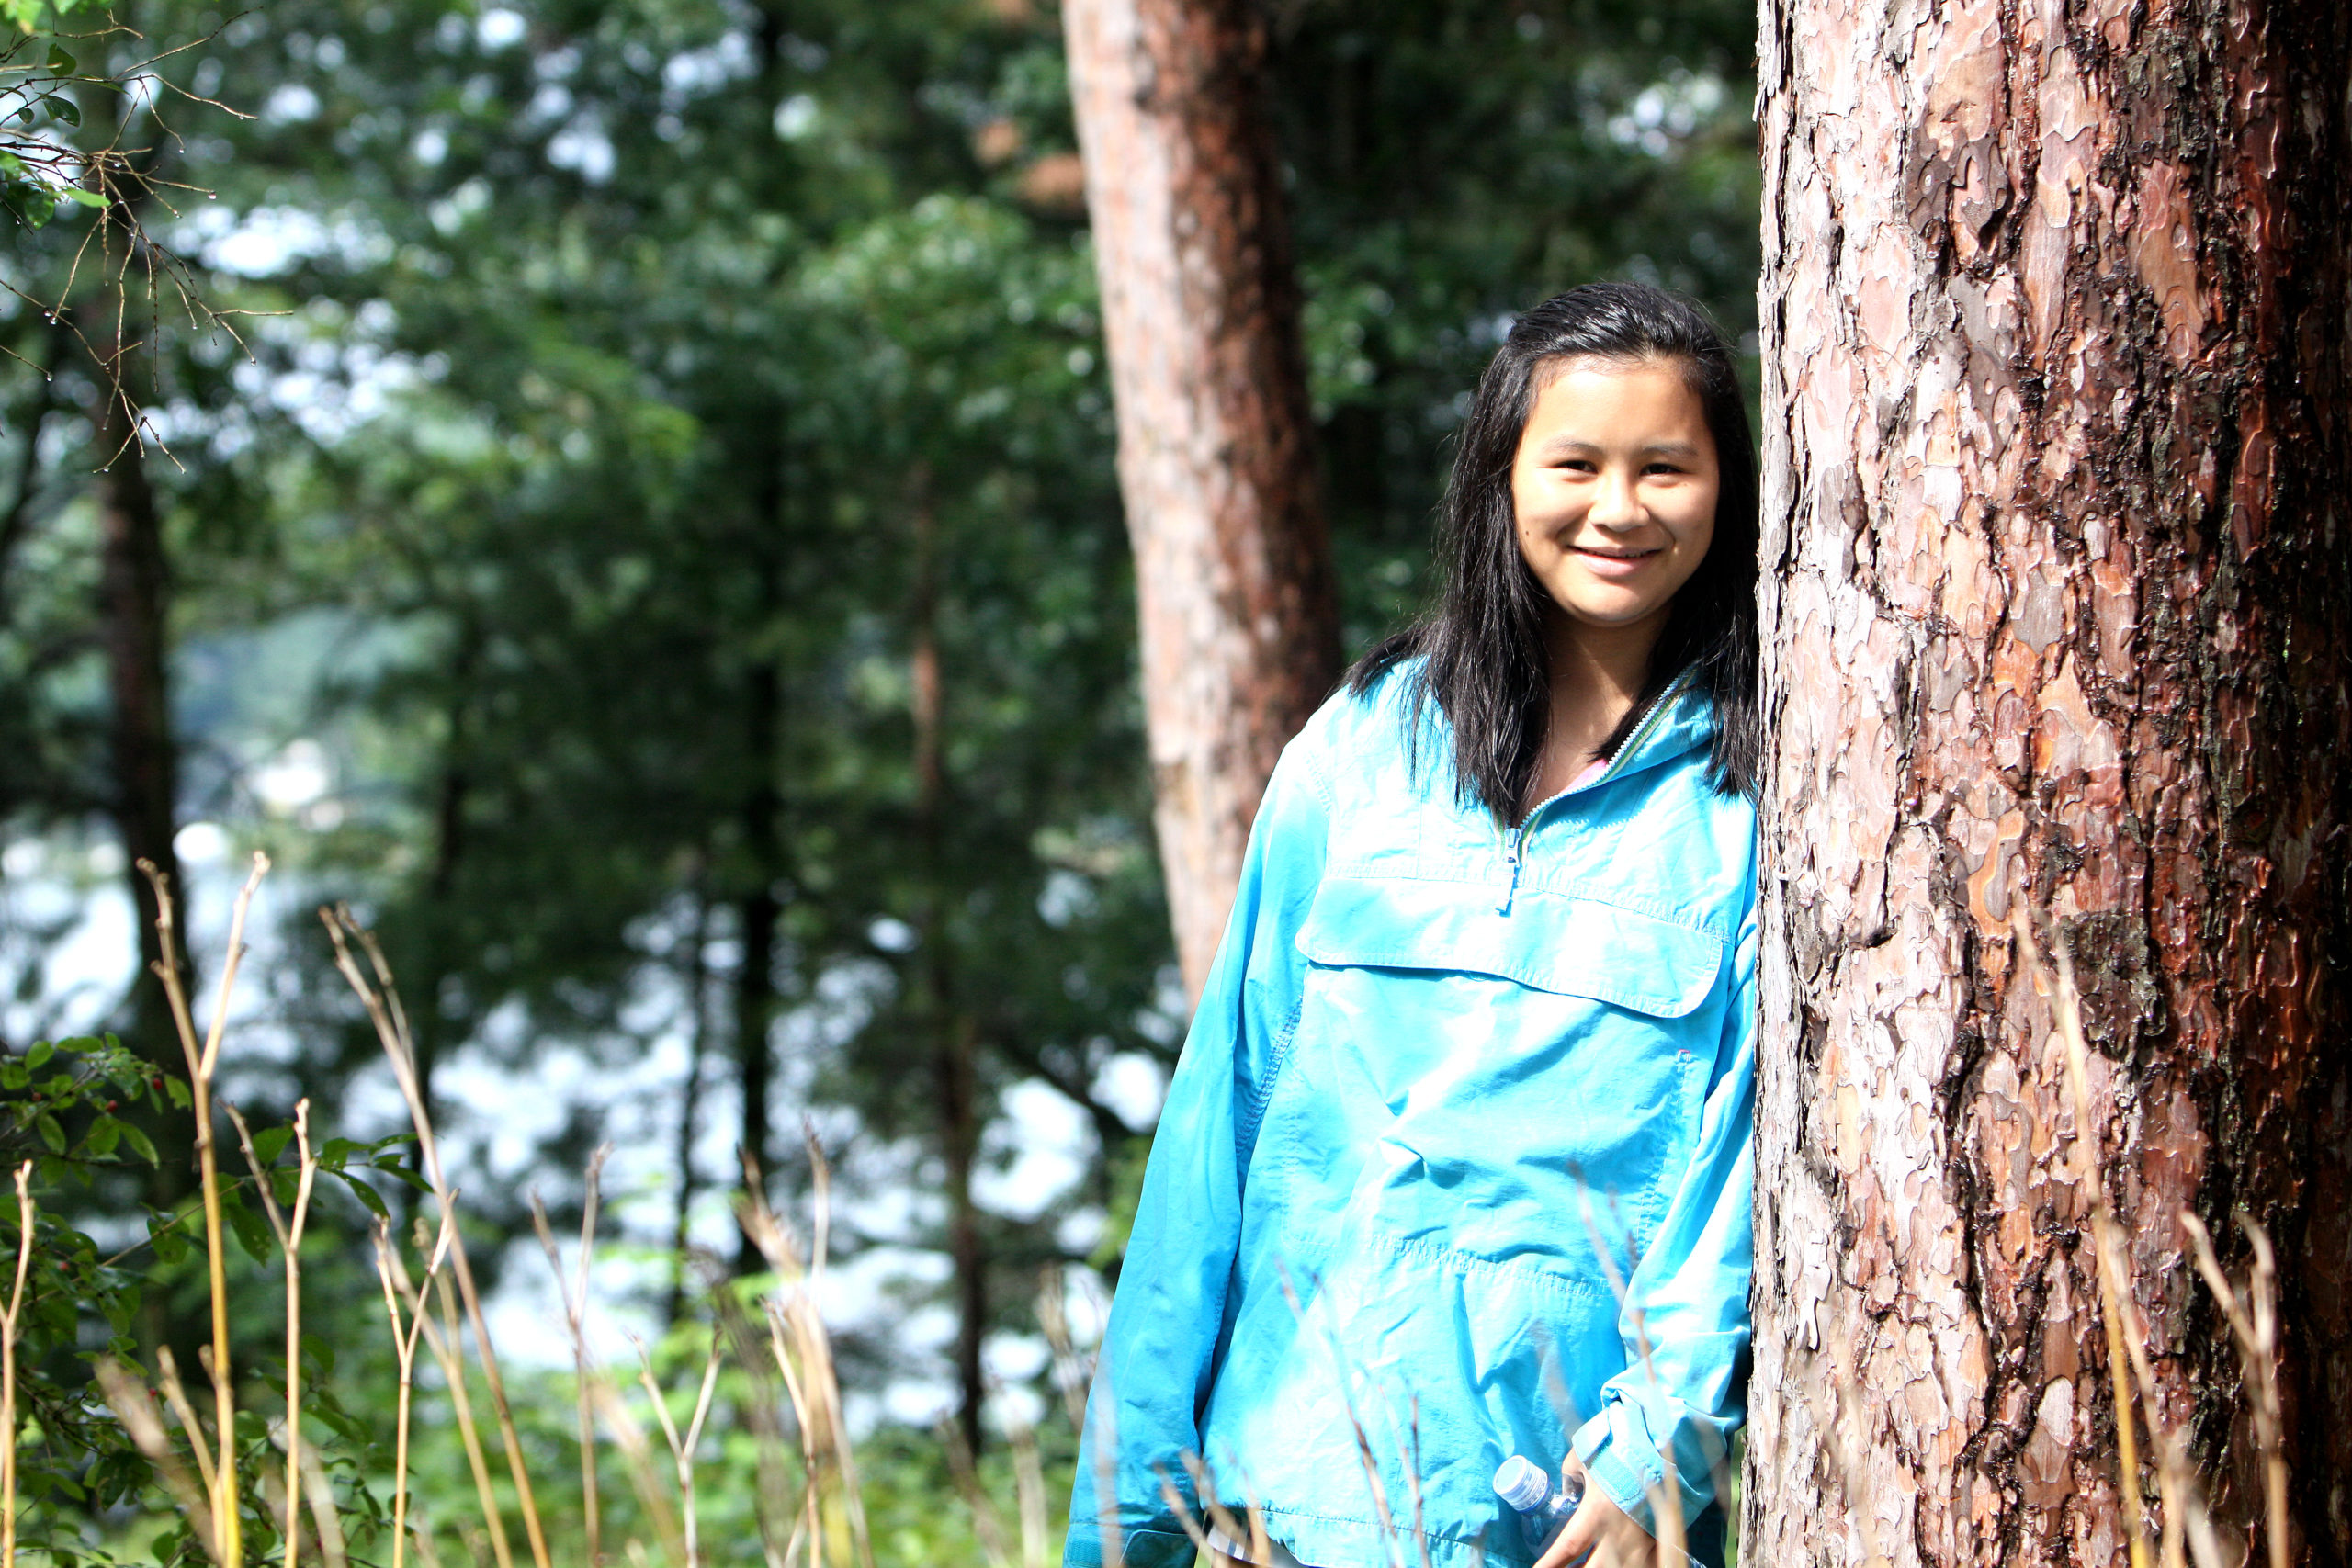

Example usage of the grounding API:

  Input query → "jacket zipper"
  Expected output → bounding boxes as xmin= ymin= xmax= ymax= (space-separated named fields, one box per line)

xmin=1498 ymin=671 xmax=1692 ymax=916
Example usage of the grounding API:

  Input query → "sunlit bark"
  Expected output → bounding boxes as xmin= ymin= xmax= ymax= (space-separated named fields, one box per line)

xmin=1062 ymin=0 xmax=1340 ymax=999
xmin=1750 ymin=2 xmax=2352 ymax=1563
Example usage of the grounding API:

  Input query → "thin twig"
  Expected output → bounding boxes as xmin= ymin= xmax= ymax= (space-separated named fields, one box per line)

xmin=322 ymin=908 xmax=552 ymax=1568
xmin=372 ymin=1206 xmax=454 ymax=1568
xmin=92 ymin=1359 xmax=220 ymax=1565
xmin=2022 ymin=917 xmax=2153 ymax=1568
xmin=529 ymin=1148 xmax=611 ymax=1568
xmin=226 ymin=1098 xmax=320 ymax=1566
xmin=1 ymin=1164 xmax=30 ymax=1568
xmin=144 ymin=853 xmax=267 ymax=1568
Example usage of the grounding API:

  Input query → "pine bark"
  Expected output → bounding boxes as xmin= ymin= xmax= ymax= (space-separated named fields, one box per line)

xmin=1750 ymin=3 xmax=2352 ymax=1564
xmin=1061 ymin=0 xmax=1341 ymax=998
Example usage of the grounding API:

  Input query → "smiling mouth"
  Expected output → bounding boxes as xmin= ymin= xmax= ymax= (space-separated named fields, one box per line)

xmin=1571 ymin=546 xmax=1662 ymax=559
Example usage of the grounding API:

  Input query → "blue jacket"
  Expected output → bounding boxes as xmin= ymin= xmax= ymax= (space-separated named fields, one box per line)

xmin=1065 ymin=664 xmax=1758 ymax=1568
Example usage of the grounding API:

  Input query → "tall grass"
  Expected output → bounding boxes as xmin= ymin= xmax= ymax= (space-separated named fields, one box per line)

xmin=0 ymin=864 xmax=2302 ymax=1568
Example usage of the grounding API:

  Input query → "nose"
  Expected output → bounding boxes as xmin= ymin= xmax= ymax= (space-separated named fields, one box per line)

xmin=1589 ymin=468 xmax=1645 ymax=532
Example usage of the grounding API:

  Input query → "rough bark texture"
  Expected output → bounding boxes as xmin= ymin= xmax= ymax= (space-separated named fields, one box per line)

xmin=1750 ymin=3 xmax=2352 ymax=1564
xmin=1758 ymin=3 xmax=2352 ymax=1568
xmin=1062 ymin=0 xmax=1341 ymax=998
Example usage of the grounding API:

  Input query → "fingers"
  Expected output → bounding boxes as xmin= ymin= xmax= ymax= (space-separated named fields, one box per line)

xmin=1532 ymin=1494 xmax=1599 ymax=1568
xmin=1531 ymin=1518 xmax=1590 ymax=1568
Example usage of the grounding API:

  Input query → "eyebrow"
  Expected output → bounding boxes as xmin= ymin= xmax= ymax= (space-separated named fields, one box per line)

xmin=1535 ymin=436 xmax=1708 ymax=460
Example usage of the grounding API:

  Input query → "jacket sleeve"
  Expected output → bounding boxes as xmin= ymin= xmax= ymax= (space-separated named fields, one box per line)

xmin=1062 ymin=735 xmax=1332 ymax=1568
xmin=1568 ymin=892 xmax=1758 ymax=1535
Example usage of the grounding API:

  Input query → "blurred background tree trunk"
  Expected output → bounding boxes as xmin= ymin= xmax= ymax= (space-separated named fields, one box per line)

xmin=1750 ymin=2 xmax=2352 ymax=1563
xmin=1062 ymin=0 xmax=1340 ymax=1002
xmin=89 ymin=196 xmax=191 ymax=1212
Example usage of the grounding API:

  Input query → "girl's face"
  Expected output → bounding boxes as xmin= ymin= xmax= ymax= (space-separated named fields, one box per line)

xmin=1510 ymin=356 xmax=1719 ymax=637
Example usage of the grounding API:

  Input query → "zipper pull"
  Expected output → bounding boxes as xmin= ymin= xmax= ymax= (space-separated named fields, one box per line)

xmin=1499 ymin=833 xmax=1525 ymax=914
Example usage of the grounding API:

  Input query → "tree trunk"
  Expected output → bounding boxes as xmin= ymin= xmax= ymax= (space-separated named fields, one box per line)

xmin=1061 ymin=0 xmax=1341 ymax=999
xmin=668 ymin=876 xmax=712 ymax=1326
xmin=910 ymin=475 xmax=988 ymax=1453
xmin=731 ymin=461 xmax=787 ymax=1273
xmin=94 ymin=338 xmax=186 ymax=1111
xmin=1751 ymin=3 xmax=2352 ymax=1565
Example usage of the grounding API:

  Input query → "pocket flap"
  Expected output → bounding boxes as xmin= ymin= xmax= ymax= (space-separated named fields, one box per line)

xmin=1295 ymin=875 xmax=1725 ymax=1018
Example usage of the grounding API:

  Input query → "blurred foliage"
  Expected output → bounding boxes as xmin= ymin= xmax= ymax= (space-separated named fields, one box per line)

xmin=0 ymin=0 xmax=1756 ymax=1554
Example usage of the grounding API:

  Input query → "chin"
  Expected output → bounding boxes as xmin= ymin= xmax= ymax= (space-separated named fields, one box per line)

xmin=1560 ymin=603 xmax=1666 ymax=628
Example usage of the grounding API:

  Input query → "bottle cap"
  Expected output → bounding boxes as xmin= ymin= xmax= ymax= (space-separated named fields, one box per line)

xmin=1493 ymin=1454 xmax=1549 ymax=1512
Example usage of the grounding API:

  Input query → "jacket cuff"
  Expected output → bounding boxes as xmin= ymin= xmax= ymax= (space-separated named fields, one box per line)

xmin=1062 ymin=1526 xmax=1198 ymax=1568
xmin=1569 ymin=1400 xmax=1709 ymax=1535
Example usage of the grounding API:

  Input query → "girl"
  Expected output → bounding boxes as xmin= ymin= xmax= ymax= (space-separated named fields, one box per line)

xmin=1065 ymin=283 xmax=1758 ymax=1568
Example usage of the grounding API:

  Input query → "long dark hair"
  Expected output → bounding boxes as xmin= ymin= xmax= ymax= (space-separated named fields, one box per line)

xmin=1351 ymin=281 xmax=1760 ymax=818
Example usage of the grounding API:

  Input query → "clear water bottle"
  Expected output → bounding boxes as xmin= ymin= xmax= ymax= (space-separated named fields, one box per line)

xmin=1493 ymin=1454 xmax=1584 ymax=1561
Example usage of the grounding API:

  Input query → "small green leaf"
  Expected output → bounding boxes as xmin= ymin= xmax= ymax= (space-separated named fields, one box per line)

xmin=61 ymin=186 xmax=105 ymax=208
xmin=119 ymin=1123 xmax=157 ymax=1165
xmin=34 ymin=1111 xmax=63 ymax=1154
xmin=341 ymin=1170 xmax=390 ymax=1220
xmin=84 ymin=1115 xmax=121 ymax=1157
xmin=26 ymin=1040 xmax=53 ymax=1070
xmin=49 ymin=96 xmax=78 ymax=127
xmin=1 ymin=1062 xmax=24 ymax=1090
xmin=45 ymin=45 xmax=75 ymax=74
xmin=253 ymin=1125 xmax=292 ymax=1166
xmin=227 ymin=1199 xmax=274 ymax=1263
xmin=164 ymin=1077 xmax=190 ymax=1111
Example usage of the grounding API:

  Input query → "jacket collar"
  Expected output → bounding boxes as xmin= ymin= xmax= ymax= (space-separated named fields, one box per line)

xmin=1598 ymin=671 xmax=1715 ymax=784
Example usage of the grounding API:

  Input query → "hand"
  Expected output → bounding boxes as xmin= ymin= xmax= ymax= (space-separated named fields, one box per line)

xmin=1532 ymin=1459 xmax=1657 ymax=1568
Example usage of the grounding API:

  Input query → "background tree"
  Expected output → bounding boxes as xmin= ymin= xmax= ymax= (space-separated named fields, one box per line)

xmin=0 ymin=0 xmax=1764 ymax=1505
xmin=1061 ymin=0 xmax=1340 ymax=998
xmin=1748 ymin=1 xmax=2350 ymax=1563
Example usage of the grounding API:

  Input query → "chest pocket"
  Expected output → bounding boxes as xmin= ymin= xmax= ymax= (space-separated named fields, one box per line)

xmin=1295 ymin=874 xmax=1724 ymax=1016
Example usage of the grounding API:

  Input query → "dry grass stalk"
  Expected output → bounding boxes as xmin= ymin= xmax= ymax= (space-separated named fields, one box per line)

xmin=154 ymin=1348 xmax=220 ymax=1499
xmin=1176 ymin=1451 xmax=1273 ymax=1568
xmin=2181 ymin=1212 xmax=2290 ymax=1568
xmin=1008 ymin=1416 xmax=1051 ymax=1568
xmin=1572 ymin=1192 xmax=1692 ymax=1568
xmin=142 ymin=852 xmax=269 ymax=1568
xmin=634 ymin=1333 xmax=724 ymax=1568
xmin=2020 ymin=917 xmax=2154 ymax=1568
xmin=297 ymin=1435 xmax=351 ymax=1568
xmin=372 ymin=1207 xmax=457 ymax=1568
xmin=1275 ymin=1265 xmax=1404 ymax=1568
xmin=528 ymin=1147 xmax=613 ymax=1567
xmin=91 ymin=1357 xmax=220 ymax=1563
xmin=428 ymin=1264 xmax=519 ymax=1568
xmin=322 ymin=907 xmax=553 ymax=1568
xmin=739 ymin=1141 xmax=877 ymax=1568
xmin=1037 ymin=1269 xmax=1124 ymax=1568
xmin=707 ymin=1270 xmax=801 ymax=1568
xmin=942 ymin=1416 xmax=1016 ymax=1568
xmin=2 ymin=1163 xmax=32 ymax=1568
xmin=587 ymin=1362 xmax=686 ymax=1564
xmin=2027 ymin=916 xmax=2295 ymax=1568
xmin=226 ymin=1096 xmax=321 ymax=1565
xmin=1034 ymin=1268 xmax=1091 ymax=1437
